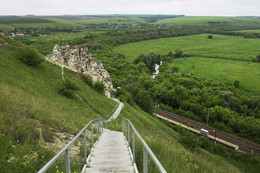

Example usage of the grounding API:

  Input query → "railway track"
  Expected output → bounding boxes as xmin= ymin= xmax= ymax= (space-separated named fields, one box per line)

xmin=154 ymin=108 xmax=260 ymax=156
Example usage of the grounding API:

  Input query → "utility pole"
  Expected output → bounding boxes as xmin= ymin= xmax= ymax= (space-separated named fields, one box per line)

xmin=213 ymin=130 xmax=216 ymax=144
xmin=207 ymin=108 xmax=213 ymax=126
xmin=207 ymin=108 xmax=209 ymax=126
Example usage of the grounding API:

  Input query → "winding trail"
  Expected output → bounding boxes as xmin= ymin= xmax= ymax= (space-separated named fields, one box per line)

xmin=107 ymin=98 xmax=124 ymax=122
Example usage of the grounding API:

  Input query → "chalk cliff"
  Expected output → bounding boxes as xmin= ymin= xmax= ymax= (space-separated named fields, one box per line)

xmin=47 ymin=45 xmax=113 ymax=97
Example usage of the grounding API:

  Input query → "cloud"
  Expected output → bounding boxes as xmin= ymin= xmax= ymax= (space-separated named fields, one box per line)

xmin=0 ymin=0 xmax=260 ymax=16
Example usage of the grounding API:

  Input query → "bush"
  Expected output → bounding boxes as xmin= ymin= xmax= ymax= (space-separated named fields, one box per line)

xmin=63 ymin=78 xmax=79 ymax=91
xmin=79 ymin=73 xmax=93 ymax=87
xmin=208 ymin=35 xmax=213 ymax=39
xmin=16 ymin=47 xmax=43 ymax=66
xmin=234 ymin=80 xmax=240 ymax=88
xmin=256 ymin=54 xmax=260 ymax=62
xmin=171 ymin=66 xmax=179 ymax=73
xmin=93 ymin=82 xmax=105 ymax=94
xmin=57 ymin=79 xmax=79 ymax=98
xmin=174 ymin=49 xmax=183 ymax=58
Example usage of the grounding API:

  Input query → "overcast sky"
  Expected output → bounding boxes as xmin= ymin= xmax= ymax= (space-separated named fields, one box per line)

xmin=1 ymin=0 xmax=260 ymax=16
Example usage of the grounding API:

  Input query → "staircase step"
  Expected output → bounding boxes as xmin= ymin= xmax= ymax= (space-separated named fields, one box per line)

xmin=84 ymin=129 xmax=134 ymax=173
xmin=84 ymin=166 xmax=135 ymax=173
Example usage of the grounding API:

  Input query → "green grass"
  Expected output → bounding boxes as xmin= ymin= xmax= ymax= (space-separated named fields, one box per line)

xmin=0 ymin=18 xmax=84 ymax=32
xmin=73 ymin=16 xmax=146 ymax=24
xmin=117 ymin=104 xmax=242 ymax=173
xmin=114 ymin=34 xmax=260 ymax=62
xmin=155 ymin=16 xmax=260 ymax=27
xmin=0 ymin=36 xmax=258 ymax=173
xmin=0 ymin=17 xmax=52 ymax=24
xmin=168 ymin=57 xmax=260 ymax=94
xmin=0 ymin=37 xmax=117 ymax=172
xmin=236 ymin=29 xmax=260 ymax=33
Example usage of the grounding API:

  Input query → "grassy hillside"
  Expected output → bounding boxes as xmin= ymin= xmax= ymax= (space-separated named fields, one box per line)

xmin=155 ymin=16 xmax=260 ymax=27
xmin=118 ymin=105 xmax=242 ymax=173
xmin=168 ymin=57 xmax=260 ymax=94
xmin=114 ymin=34 xmax=260 ymax=94
xmin=114 ymin=34 xmax=260 ymax=62
xmin=0 ymin=36 xmax=117 ymax=172
xmin=236 ymin=29 xmax=260 ymax=33
xmin=1 ymin=36 xmax=259 ymax=173
xmin=0 ymin=17 xmax=84 ymax=32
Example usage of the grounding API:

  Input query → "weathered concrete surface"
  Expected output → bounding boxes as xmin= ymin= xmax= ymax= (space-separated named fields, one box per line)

xmin=83 ymin=129 xmax=134 ymax=173
xmin=107 ymin=98 xmax=124 ymax=122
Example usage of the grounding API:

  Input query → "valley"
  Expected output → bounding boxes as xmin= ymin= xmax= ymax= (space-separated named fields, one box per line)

xmin=1 ymin=15 xmax=260 ymax=172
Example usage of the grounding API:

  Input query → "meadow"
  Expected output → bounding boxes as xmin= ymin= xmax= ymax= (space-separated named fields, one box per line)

xmin=114 ymin=34 xmax=260 ymax=93
xmin=168 ymin=57 xmax=260 ymax=94
xmin=236 ymin=29 xmax=260 ymax=33
xmin=114 ymin=34 xmax=260 ymax=61
xmin=0 ymin=18 xmax=84 ymax=32
xmin=155 ymin=16 xmax=260 ymax=27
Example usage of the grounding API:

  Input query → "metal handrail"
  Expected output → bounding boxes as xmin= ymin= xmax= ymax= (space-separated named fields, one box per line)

xmin=122 ymin=118 xmax=167 ymax=173
xmin=38 ymin=118 xmax=103 ymax=173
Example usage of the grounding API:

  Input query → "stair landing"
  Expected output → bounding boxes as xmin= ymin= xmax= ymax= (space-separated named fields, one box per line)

xmin=82 ymin=129 xmax=134 ymax=173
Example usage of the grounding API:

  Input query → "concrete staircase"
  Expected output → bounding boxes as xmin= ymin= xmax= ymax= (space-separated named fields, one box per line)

xmin=82 ymin=129 xmax=134 ymax=173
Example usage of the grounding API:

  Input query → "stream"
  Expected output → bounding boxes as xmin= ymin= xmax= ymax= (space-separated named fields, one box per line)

xmin=152 ymin=61 xmax=162 ymax=79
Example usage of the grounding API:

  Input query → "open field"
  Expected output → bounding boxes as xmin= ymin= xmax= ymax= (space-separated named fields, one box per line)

xmin=168 ymin=57 xmax=260 ymax=94
xmin=73 ymin=16 xmax=146 ymax=24
xmin=114 ymin=34 xmax=260 ymax=61
xmin=0 ymin=18 xmax=84 ymax=32
xmin=236 ymin=29 xmax=260 ymax=33
xmin=155 ymin=16 xmax=260 ymax=27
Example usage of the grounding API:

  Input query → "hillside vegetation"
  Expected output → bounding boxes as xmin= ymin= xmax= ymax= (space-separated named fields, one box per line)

xmin=114 ymin=34 xmax=260 ymax=61
xmin=169 ymin=57 xmax=260 ymax=94
xmin=155 ymin=16 xmax=260 ymax=27
xmin=1 ymin=36 xmax=259 ymax=173
xmin=114 ymin=34 xmax=260 ymax=93
xmin=0 ymin=36 xmax=117 ymax=172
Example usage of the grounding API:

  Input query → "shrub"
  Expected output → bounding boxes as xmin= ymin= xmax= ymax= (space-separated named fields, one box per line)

xmin=63 ymin=78 xmax=79 ymax=91
xmin=234 ymin=80 xmax=240 ymax=88
xmin=208 ymin=35 xmax=213 ymax=39
xmin=57 ymin=79 xmax=79 ymax=98
xmin=256 ymin=54 xmax=260 ymax=62
xmin=79 ymin=73 xmax=93 ymax=87
xmin=174 ymin=49 xmax=183 ymax=58
xmin=171 ymin=66 xmax=179 ymax=73
xmin=16 ymin=47 xmax=43 ymax=66
xmin=93 ymin=82 xmax=105 ymax=94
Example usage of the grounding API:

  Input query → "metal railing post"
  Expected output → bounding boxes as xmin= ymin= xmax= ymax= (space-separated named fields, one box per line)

xmin=96 ymin=121 xmax=99 ymax=139
xmin=65 ymin=149 xmax=70 ymax=173
xmin=133 ymin=129 xmax=135 ymax=163
xmin=128 ymin=121 xmax=130 ymax=147
xmin=83 ymin=129 xmax=87 ymax=164
xmin=143 ymin=146 xmax=147 ymax=173
xmin=102 ymin=120 xmax=103 ymax=133
xmin=122 ymin=119 xmax=124 ymax=133
xmin=91 ymin=122 xmax=94 ymax=147
xmin=116 ymin=119 xmax=117 ymax=130
xmin=124 ymin=121 xmax=127 ymax=138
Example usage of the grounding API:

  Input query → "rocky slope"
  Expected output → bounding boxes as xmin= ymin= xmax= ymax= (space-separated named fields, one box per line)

xmin=47 ymin=45 xmax=114 ymax=96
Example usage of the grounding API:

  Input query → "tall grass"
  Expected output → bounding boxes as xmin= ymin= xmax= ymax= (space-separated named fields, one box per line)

xmin=0 ymin=38 xmax=117 ymax=172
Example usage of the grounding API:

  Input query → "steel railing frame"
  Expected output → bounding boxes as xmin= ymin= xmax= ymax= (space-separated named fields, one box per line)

xmin=122 ymin=118 xmax=167 ymax=173
xmin=38 ymin=118 xmax=103 ymax=173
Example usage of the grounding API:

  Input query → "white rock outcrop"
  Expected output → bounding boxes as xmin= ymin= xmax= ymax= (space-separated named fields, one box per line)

xmin=47 ymin=45 xmax=113 ymax=97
